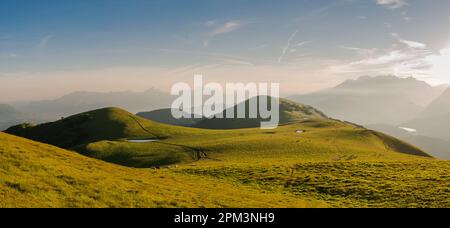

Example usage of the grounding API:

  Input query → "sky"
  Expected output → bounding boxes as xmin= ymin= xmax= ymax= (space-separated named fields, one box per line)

xmin=1 ymin=0 xmax=450 ymax=102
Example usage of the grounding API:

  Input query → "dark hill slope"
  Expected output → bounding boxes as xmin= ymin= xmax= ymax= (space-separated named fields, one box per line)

xmin=5 ymin=107 xmax=200 ymax=148
xmin=137 ymin=108 xmax=203 ymax=127
xmin=194 ymin=97 xmax=327 ymax=129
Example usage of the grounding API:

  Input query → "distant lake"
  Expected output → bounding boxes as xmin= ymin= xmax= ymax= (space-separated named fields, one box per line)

xmin=126 ymin=139 xmax=160 ymax=143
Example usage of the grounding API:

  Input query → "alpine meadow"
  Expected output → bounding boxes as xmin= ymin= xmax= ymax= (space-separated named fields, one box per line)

xmin=1 ymin=0 xmax=450 ymax=211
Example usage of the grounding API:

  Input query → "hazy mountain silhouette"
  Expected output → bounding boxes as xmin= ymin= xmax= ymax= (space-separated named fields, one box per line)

xmin=137 ymin=108 xmax=204 ymax=127
xmin=290 ymin=76 xmax=442 ymax=125
xmin=418 ymin=87 xmax=450 ymax=118
xmin=12 ymin=89 xmax=172 ymax=122
xmin=368 ymin=124 xmax=450 ymax=160
xmin=0 ymin=104 xmax=28 ymax=130
xmin=405 ymin=87 xmax=450 ymax=141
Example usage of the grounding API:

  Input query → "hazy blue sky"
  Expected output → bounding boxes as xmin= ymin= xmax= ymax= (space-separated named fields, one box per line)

xmin=1 ymin=0 xmax=450 ymax=102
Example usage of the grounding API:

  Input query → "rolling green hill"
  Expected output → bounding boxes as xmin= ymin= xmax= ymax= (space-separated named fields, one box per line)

xmin=5 ymin=107 xmax=203 ymax=148
xmin=1 ymin=131 xmax=449 ymax=208
xmin=4 ymin=107 xmax=211 ymax=168
xmin=3 ymin=104 xmax=450 ymax=208
xmin=0 ymin=132 xmax=321 ymax=208
xmin=5 ymin=105 xmax=431 ymax=168
xmin=137 ymin=108 xmax=203 ymax=127
xmin=194 ymin=97 xmax=328 ymax=129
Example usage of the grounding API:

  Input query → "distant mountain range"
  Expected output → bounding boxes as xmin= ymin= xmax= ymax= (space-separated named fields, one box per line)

xmin=404 ymin=87 xmax=450 ymax=141
xmin=11 ymin=89 xmax=173 ymax=122
xmin=0 ymin=104 xmax=29 ymax=130
xmin=418 ymin=86 xmax=450 ymax=119
xmin=290 ymin=76 xmax=444 ymax=125
xmin=367 ymin=124 xmax=450 ymax=160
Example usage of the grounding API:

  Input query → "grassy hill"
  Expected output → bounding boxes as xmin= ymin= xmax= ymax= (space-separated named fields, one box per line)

xmin=5 ymin=105 xmax=431 ymax=168
xmin=194 ymin=97 xmax=328 ymax=129
xmin=137 ymin=108 xmax=203 ymax=127
xmin=73 ymin=119 xmax=431 ymax=168
xmin=0 ymin=132 xmax=322 ymax=208
xmin=5 ymin=107 xmax=204 ymax=148
xmin=1 ymin=131 xmax=449 ymax=208
xmin=3 ymin=103 xmax=450 ymax=208
xmin=182 ymin=160 xmax=450 ymax=207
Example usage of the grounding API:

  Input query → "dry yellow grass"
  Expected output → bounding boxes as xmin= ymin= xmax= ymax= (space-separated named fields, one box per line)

xmin=0 ymin=132 xmax=325 ymax=208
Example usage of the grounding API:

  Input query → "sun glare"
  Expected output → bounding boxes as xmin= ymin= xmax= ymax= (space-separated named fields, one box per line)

xmin=427 ymin=44 xmax=450 ymax=84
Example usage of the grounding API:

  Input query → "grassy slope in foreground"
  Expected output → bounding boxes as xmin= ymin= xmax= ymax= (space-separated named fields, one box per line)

xmin=181 ymin=160 xmax=450 ymax=208
xmin=5 ymin=105 xmax=431 ymax=168
xmin=0 ymin=132 xmax=323 ymax=208
xmin=1 ymin=132 xmax=449 ymax=208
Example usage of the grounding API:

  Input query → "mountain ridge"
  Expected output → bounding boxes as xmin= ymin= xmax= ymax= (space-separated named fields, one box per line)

xmin=194 ymin=97 xmax=328 ymax=129
xmin=290 ymin=76 xmax=443 ymax=125
xmin=11 ymin=89 xmax=173 ymax=122
xmin=137 ymin=108 xmax=204 ymax=127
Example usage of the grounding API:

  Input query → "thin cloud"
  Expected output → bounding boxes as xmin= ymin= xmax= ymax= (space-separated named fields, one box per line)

xmin=350 ymin=50 xmax=417 ymax=65
xmin=278 ymin=30 xmax=298 ymax=63
xmin=222 ymin=58 xmax=254 ymax=66
xmin=401 ymin=11 xmax=413 ymax=21
xmin=340 ymin=46 xmax=378 ymax=58
xmin=248 ymin=43 xmax=268 ymax=51
xmin=391 ymin=33 xmax=427 ymax=49
xmin=211 ymin=21 xmax=242 ymax=36
xmin=330 ymin=34 xmax=436 ymax=79
xmin=166 ymin=64 xmax=220 ymax=75
xmin=294 ymin=41 xmax=313 ymax=47
xmin=36 ymin=35 xmax=53 ymax=56
xmin=0 ymin=53 xmax=17 ymax=60
xmin=375 ymin=0 xmax=408 ymax=9
xmin=158 ymin=48 xmax=256 ymax=66
xmin=203 ymin=20 xmax=243 ymax=47
xmin=399 ymin=39 xmax=426 ymax=49
xmin=204 ymin=20 xmax=216 ymax=27
xmin=330 ymin=48 xmax=431 ymax=74
xmin=278 ymin=31 xmax=312 ymax=64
